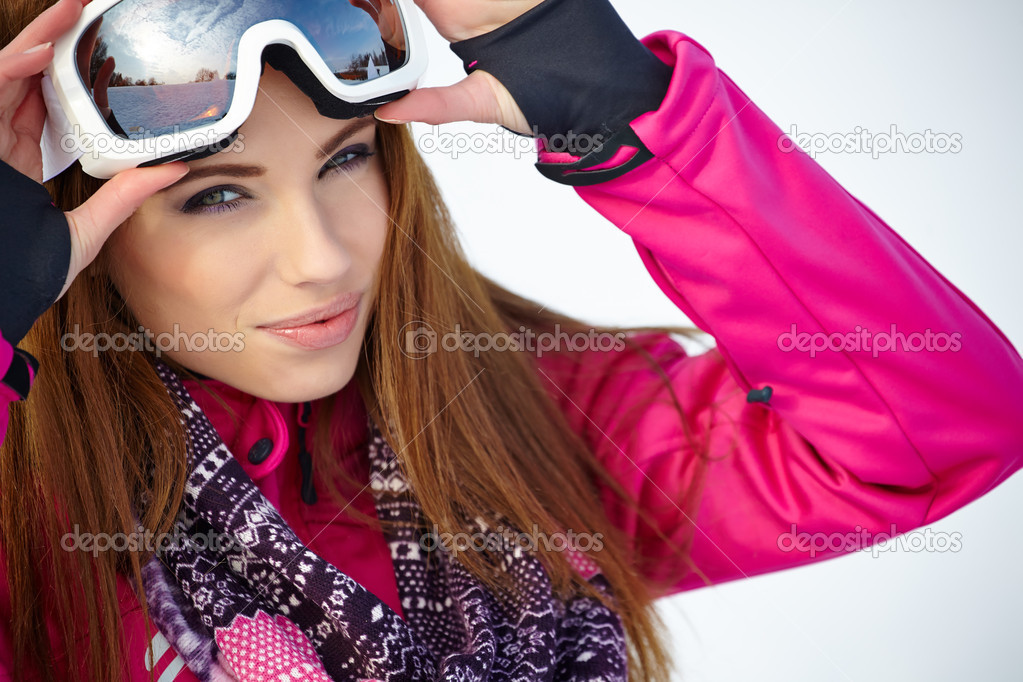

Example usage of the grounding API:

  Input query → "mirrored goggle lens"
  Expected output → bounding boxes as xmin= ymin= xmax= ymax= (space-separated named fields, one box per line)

xmin=75 ymin=0 xmax=409 ymax=140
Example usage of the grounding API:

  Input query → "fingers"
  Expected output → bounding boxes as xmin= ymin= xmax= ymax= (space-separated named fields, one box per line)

xmin=2 ymin=0 xmax=84 ymax=57
xmin=374 ymin=70 xmax=530 ymax=134
xmin=350 ymin=0 xmax=379 ymax=18
xmin=10 ymin=77 xmax=47 ymax=146
xmin=77 ymin=17 xmax=100 ymax=83
xmin=93 ymin=55 xmax=115 ymax=108
xmin=0 ymin=43 xmax=54 ymax=88
xmin=2 ymin=72 xmax=46 ymax=180
xmin=58 ymin=162 xmax=189 ymax=300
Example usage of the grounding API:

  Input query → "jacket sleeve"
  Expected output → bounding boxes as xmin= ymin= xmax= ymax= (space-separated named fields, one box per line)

xmin=535 ymin=30 xmax=1023 ymax=596
xmin=0 ymin=334 xmax=35 ymax=677
xmin=0 ymin=336 xmax=36 ymax=450
xmin=0 ymin=157 xmax=70 ymax=448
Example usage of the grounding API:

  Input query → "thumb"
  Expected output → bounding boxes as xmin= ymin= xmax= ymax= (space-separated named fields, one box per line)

xmin=59 ymin=162 xmax=188 ymax=299
xmin=375 ymin=70 xmax=531 ymax=135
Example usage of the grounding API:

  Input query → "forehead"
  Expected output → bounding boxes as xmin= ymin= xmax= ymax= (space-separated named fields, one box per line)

xmin=238 ymin=66 xmax=336 ymax=138
xmin=184 ymin=67 xmax=378 ymax=170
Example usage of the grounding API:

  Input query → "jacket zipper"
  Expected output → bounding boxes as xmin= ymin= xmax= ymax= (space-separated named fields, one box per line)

xmin=297 ymin=401 xmax=317 ymax=505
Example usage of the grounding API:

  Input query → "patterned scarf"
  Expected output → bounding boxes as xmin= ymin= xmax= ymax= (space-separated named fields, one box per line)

xmin=140 ymin=358 xmax=629 ymax=681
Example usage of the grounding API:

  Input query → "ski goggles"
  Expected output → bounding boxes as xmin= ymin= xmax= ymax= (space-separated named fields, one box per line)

xmin=44 ymin=0 xmax=427 ymax=179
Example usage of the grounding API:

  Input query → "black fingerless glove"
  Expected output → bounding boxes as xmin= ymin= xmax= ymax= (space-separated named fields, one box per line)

xmin=0 ymin=160 xmax=71 ymax=347
xmin=450 ymin=0 xmax=673 ymax=145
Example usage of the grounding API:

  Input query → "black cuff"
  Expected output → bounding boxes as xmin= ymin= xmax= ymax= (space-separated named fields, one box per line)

xmin=450 ymin=0 xmax=672 ymax=147
xmin=2 ymin=348 xmax=39 ymax=401
xmin=0 ymin=160 xmax=72 ymax=347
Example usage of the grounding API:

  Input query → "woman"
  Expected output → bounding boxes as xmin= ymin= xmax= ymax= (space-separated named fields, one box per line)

xmin=1 ymin=0 xmax=1021 ymax=680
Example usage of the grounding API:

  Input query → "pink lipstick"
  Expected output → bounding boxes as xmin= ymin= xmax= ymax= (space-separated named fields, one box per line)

xmin=259 ymin=292 xmax=362 ymax=350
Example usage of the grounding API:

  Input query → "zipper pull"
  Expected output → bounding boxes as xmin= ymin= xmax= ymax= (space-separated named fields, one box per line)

xmin=297 ymin=401 xmax=317 ymax=505
xmin=746 ymin=385 xmax=774 ymax=404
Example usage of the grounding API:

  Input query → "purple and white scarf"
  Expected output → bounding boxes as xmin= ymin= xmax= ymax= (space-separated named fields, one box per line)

xmin=140 ymin=358 xmax=629 ymax=681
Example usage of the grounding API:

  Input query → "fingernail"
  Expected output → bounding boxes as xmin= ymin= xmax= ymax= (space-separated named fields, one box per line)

xmin=374 ymin=112 xmax=407 ymax=125
xmin=23 ymin=42 xmax=52 ymax=55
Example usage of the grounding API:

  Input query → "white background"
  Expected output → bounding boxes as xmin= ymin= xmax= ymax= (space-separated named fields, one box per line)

xmin=404 ymin=1 xmax=1023 ymax=680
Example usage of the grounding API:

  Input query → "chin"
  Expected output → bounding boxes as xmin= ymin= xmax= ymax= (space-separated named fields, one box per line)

xmin=171 ymin=345 xmax=362 ymax=404
xmin=260 ymin=369 xmax=359 ymax=404
xmin=251 ymin=355 xmax=361 ymax=404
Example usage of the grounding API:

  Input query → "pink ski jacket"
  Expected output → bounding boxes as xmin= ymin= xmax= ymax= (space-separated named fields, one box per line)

xmin=1 ymin=29 xmax=1021 ymax=680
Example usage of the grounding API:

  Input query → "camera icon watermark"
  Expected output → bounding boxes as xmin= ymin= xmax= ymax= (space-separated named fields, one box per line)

xmin=402 ymin=322 xmax=438 ymax=358
xmin=398 ymin=321 xmax=626 ymax=359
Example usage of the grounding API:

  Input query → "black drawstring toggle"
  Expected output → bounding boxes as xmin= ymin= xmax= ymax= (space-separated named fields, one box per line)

xmin=297 ymin=401 xmax=317 ymax=505
xmin=746 ymin=386 xmax=774 ymax=404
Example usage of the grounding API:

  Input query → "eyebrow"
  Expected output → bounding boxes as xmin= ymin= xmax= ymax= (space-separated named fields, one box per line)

xmin=156 ymin=116 xmax=377 ymax=193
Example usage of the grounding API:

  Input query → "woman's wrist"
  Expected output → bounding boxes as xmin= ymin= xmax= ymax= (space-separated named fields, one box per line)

xmin=449 ymin=0 xmax=673 ymax=149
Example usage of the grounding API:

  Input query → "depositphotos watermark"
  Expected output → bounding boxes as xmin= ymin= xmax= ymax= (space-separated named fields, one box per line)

xmin=415 ymin=124 xmax=607 ymax=160
xmin=399 ymin=322 xmax=626 ymax=359
xmin=61 ymin=525 xmax=239 ymax=558
xmin=777 ymin=323 xmax=961 ymax=358
xmin=420 ymin=523 xmax=604 ymax=555
xmin=59 ymin=124 xmax=246 ymax=160
xmin=777 ymin=524 xmax=962 ymax=559
xmin=777 ymin=124 xmax=963 ymax=159
xmin=61 ymin=323 xmax=246 ymax=357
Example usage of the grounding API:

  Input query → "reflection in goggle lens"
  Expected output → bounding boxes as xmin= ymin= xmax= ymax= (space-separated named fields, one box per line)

xmin=75 ymin=0 xmax=408 ymax=139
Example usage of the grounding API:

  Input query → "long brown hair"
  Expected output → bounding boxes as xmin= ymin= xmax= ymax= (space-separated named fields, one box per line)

xmin=1 ymin=2 xmax=711 ymax=679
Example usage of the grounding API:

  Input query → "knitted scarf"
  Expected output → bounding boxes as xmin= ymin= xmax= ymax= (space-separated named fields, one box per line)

xmin=140 ymin=358 xmax=629 ymax=681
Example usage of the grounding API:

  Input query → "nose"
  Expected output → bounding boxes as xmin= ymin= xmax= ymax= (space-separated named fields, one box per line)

xmin=272 ymin=189 xmax=354 ymax=286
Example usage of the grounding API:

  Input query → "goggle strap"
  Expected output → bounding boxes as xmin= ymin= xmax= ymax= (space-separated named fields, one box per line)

xmin=137 ymin=131 xmax=243 ymax=169
xmin=260 ymin=45 xmax=404 ymax=121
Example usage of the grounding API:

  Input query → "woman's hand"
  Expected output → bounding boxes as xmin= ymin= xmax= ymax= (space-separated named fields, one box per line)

xmin=349 ymin=0 xmax=406 ymax=51
xmin=75 ymin=16 xmax=116 ymax=120
xmin=0 ymin=0 xmax=187 ymax=305
xmin=373 ymin=0 xmax=544 ymax=133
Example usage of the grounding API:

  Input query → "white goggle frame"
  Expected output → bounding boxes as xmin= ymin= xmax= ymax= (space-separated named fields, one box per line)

xmin=46 ymin=0 xmax=428 ymax=178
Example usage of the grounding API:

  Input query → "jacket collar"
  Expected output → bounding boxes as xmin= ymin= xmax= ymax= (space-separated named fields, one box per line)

xmin=182 ymin=377 xmax=293 ymax=481
xmin=180 ymin=376 xmax=370 ymax=484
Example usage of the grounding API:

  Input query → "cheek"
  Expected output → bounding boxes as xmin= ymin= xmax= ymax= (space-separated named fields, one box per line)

xmin=330 ymin=167 xmax=391 ymax=279
xmin=106 ymin=220 xmax=261 ymax=335
xmin=98 ymin=160 xmax=391 ymax=399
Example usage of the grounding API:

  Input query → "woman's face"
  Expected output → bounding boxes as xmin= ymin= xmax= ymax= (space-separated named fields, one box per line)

xmin=106 ymin=67 xmax=390 ymax=403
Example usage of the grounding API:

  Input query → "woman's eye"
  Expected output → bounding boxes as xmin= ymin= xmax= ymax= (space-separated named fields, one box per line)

xmin=321 ymin=144 xmax=374 ymax=178
xmin=180 ymin=186 xmax=246 ymax=215
xmin=176 ymin=145 xmax=372 ymax=214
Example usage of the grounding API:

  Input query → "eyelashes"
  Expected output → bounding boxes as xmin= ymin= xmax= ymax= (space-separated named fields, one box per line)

xmin=179 ymin=144 xmax=376 ymax=215
xmin=181 ymin=187 xmax=245 ymax=215
xmin=319 ymin=145 xmax=375 ymax=179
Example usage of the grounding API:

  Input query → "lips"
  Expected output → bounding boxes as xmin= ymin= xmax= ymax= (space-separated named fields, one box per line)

xmin=258 ymin=292 xmax=363 ymax=350
xmin=261 ymin=292 xmax=362 ymax=329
